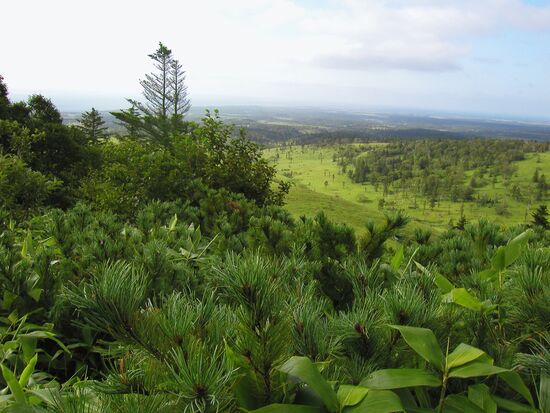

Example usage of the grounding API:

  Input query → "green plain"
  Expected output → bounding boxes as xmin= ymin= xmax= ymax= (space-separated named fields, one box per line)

xmin=265 ymin=144 xmax=550 ymax=234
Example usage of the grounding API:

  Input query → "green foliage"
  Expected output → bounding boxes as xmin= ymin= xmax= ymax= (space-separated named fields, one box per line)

xmin=359 ymin=211 xmax=409 ymax=260
xmin=79 ymin=140 xmax=189 ymax=216
xmin=77 ymin=108 xmax=107 ymax=143
xmin=0 ymin=196 xmax=546 ymax=412
xmin=0 ymin=49 xmax=549 ymax=413
xmin=26 ymin=95 xmax=62 ymax=125
xmin=183 ymin=109 xmax=287 ymax=206
xmin=531 ymin=204 xmax=549 ymax=230
xmin=111 ymin=42 xmax=190 ymax=144
xmin=0 ymin=154 xmax=58 ymax=215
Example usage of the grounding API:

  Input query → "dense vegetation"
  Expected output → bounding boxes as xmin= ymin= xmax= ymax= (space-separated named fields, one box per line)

xmin=0 ymin=44 xmax=549 ymax=413
xmin=340 ymin=140 xmax=548 ymax=205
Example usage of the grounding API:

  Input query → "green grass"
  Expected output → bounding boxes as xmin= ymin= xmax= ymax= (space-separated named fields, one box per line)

xmin=266 ymin=144 xmax=550 ymax=234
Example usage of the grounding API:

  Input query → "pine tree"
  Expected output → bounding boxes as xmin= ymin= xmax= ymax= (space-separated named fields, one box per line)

xmin=78 ymin=107 xmax=108 ymax=143
xmin=531 ymin=204 xmax=549 ymax=229
xmin=140 ymin=42 xmax=173 ymax=118
xmin=170 ymin=59 xmax=190 ymax=118
xmin=536 ymin=174 xmax=547 ymax=201
xmin=112 ymin=42 xmax=191 ymax=145
xmin=533 ymin=168 xmax=540 ymax=183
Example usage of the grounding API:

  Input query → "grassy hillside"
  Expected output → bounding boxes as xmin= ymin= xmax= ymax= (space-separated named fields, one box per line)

xmin=266 ymin=143 xmax=550 ymax=234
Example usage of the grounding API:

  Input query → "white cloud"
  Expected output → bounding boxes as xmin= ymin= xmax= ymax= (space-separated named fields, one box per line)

xmin=1 ymin=0 xmax=550 ymax=115
xmin=300 ymin=0 xmax=550 ymax=72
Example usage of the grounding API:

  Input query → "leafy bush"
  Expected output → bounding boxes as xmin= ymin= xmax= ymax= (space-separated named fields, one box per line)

xmin=0 ymin=154 xmax=58 ymax=215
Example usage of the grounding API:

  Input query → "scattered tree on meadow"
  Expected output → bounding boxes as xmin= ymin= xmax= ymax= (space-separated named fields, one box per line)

xmin=533 ymin=168 xmax=540 ymax=183
xmin=454 ymin=214 xmax=468 ymax=230
xmin=531 ymin=204 xmax=549 ymax=229
xmin=536 ymin=174 xmax=548 ymax=200
xmin=78 ymin=107 xmax=108 ymax=143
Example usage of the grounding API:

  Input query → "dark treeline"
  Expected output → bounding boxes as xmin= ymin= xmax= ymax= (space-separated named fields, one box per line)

xmin=247 ymin=127 xmax=550 ymax=146
xmin=0 ymin=43 xmax=549 ymax=412
xmin=296 ymin=128 xmax=469 ymax=144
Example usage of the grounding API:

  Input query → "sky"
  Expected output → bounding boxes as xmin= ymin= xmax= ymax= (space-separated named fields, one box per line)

xmin=1 ymin=0 xmax=550 ymax=118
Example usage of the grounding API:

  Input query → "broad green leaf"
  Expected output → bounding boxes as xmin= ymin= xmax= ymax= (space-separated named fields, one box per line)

xmin=314 ymin=361 xmax=331 ymax=373
xmin=20 ymin=337 xmax=37 ymax=363
xmin=491 ymin=246 xmax=506 ymax=272
xmin=442 ymin=288 xmax=482 ymax=312
xmin=444 ymin=395 xmax=485 ymax=413
xmin=394 ymin=389 xmax=418 ymax=409
xmin=360 ymin=369 xmax=441 ymax=389
xmin=279 ymin=356 xmax=338 ymax=412
xmin=446 ymin=344 xmax=486 ymax=369
xmin=389 ymin=325 xmax=445 ymax=372
xmin=19 ymin=331 xmax=70 ymax=354
xmin=337 ymin=385 xmax=369 ymax=407
xmin=234 ymin=372 xmax=268 ymax=410
xmin=27 ymin=288 xmax=42 ymax=302
xmin=468 ymin=384 xmax=496 ymax=413
xmin=391 ymin=245 xmax=404 ymax=270
xmin=499 ymin=371 xmax=534 ymax=407
xmin=8 ymin=311 xmax=18 ymax=324
xmin=1 ymin=364 xmax=26 ymax=404
xmin=39 ymin=236 xmax=58 ymax=248
xmin=490 ymin=230 xmax=532 ymax=272
xmin=21 ymin=231 xmax=34 ymax=258
xmin=414 ymin=262 xmax=454 ymax=293
xmin=249 ymin=404 xmax=324 ymax=413
xmin=295 ymin=386 xmax=326 ymax=409
xmin=478 ymin=268 xmax=498 ymax=282
xmin=2 ymin=290 xmax=17 ymax=310
xmin=18 ymin=354 xmax=38 ymax=387
xmin=168 ymin=214 xmax=178 ymax=232
xmin=448 ymin=362 xmax=508 ymax=378
xmin=434 ymin=274 xmax=454 ymax=294
xmin=503 ymin=230 xmax=532 ymax=267
xmin=345 ymin=389 xmax=404 ymax=413
xmin=491 ymin=396 xmax=538 ymax=412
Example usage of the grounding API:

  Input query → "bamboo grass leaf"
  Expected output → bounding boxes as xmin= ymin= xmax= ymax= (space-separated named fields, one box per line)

xmin=389 ymin=325 xmax=445 ymax=372
xmin=360 ymin=369 xmax=441 ymax=389
xmin=279 ymin=356 xmax=338 ymax=412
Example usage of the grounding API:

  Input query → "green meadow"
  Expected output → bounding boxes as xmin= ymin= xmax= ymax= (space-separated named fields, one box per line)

xmin=265 ymin=144 xmax=550 ymax=234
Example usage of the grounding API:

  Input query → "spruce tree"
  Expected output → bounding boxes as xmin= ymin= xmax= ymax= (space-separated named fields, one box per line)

xmin=531 ymin=204 xmax=549 ymax=229
xmin=112 ymin=42 xmax=190 ymax=145
xmin=140 ymin=42 xmax=173 ymax=118
xmin=536 ymin=174 xmax=547 ymax=200
xmin=533 ymin=168 xmax=540 ymax=183
xmin=78 ymin=107 xmax=108 ymax=143
xmin=170 ymin=58 xmax=190 ymax=118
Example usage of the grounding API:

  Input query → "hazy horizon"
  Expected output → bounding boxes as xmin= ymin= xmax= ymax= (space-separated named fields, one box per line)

xmin=2 ymin=0 xmax=550 ymax=119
